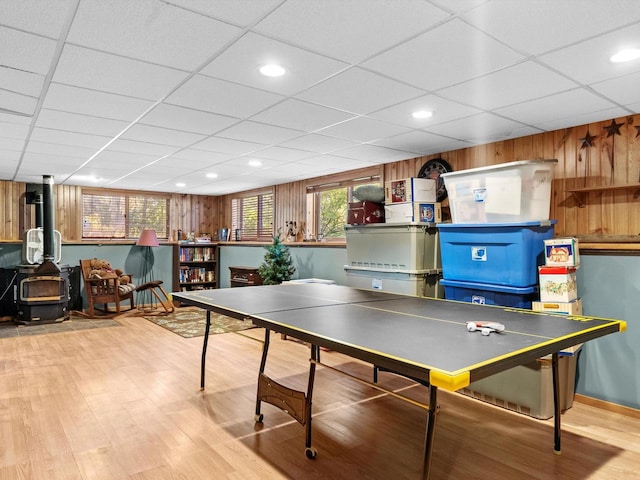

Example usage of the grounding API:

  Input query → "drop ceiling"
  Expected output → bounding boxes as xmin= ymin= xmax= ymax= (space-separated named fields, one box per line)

xmin=1 ymin=0 xmax=640 ymax=195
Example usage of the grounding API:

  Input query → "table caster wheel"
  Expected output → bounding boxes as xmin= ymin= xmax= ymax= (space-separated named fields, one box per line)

xmin=305 ymin=447 xmax=318 ymax=459
xmin=254 ymin=414 xmax=264 ymax=423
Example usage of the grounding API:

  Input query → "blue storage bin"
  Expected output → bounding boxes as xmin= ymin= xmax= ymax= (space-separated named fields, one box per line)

xmin=437 ymin=221 xmax=555 ymax=287
xmin=441 ymin=279 xmax=538 ymax=309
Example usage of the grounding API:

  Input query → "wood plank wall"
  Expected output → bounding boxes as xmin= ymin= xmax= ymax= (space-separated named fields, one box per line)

xmin=1 ymin=114 xmax=639 ymax=242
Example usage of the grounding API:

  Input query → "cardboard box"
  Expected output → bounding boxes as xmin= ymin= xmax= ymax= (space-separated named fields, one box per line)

xmin=538 ymin=266 xmax=578 ymax=302
xmin=544 ymin=237 xmax=580 ymax=266
xmin=384 ymin=202 xmax=442 ymax=224
xmin=347 ymin=201 xmax=384 ymax=224
xmin=532 ymin=298 xmax=582 ymax=315
xmin=384 ymin=177 xmax=436 ymax=204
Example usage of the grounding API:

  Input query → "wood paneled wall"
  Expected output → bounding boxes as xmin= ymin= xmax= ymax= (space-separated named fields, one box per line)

xmin=1 ymin=114 xmax=639 ymax=243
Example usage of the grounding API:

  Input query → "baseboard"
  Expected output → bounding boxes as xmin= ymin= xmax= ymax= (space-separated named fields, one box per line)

xmin=575 ymin=393 xmax=640 ymax=419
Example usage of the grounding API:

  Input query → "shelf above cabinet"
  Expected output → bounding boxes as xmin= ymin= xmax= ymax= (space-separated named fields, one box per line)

xmin=566 ymin=183 xmax=640 ymax=207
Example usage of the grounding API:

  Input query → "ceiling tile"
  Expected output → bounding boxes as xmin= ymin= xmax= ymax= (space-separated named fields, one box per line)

xmin=166 ymin=74 xmax=284 ymax=118
xmin=35 ymin=109 xmax=130 ymax=137
xmin=591 ymin=71 xmax=640 ymax=107
xmin=363 ymin=19 xmax=524 ymax=91
xmin=370 ymin=130 xmax=466 ymax=155
xmin=0 ymin=121 xmax=29 ymax=140
xmin=462 ymin=0 xmax=640 ymax=56
xmin=25 ymin=141 xmax=98 ymax=159
xmin=426 ymin=113 xmax=529 ymax=144
xmin=200 ymin=32 xmax=349 ymax=95
xmin=191 ymin=136 xmax=266 ymax=155
xmin=52 ymin=44 xmax=189 ymax=100
xmin=29 ymin=128 xmax=111 ymax=149
xmin=317 ymin=117 xmax=411 ymax=143
xmin=251 ymin=146 xmax=314 ymax=162
xmin=538 ymin=23 xmax=640 ymax=85
xmin=107 ymin=138 xmax=178 ymax=157
xmin=164 ymin=149 xmax=234 ymax=165
xmin=164 ymin=0 xmax=283 ymax=27
xmin=332 ymin=144 xmax=417 ymax=163
xmin=280 ymin=134 xmax=360 ymax=153
xmin=297 ymin=67 xmax=425 ymax=115
xmin=217 ymin=121 xmax=304 ymax=145
xmin=438 ymin=61 xmax=578 ymax=110
xmin=369 ymin=94 xmax=481 ymax=128
xmin=67 ymin=0 xmax=242 ymax=70
xmin=141 ymin=103 xmax=239 ymax=135
xmin=0 ymin=27 xmax=57 ymax=75
xmin=251 ymin=99 xmax=356 ymax=132
xmin=0 ymin=66 xmax=44 ymax=97
xmin=254 ymin=0 xmax=450 ymax=63
xmin=496 ymin=88 xmax=621 ymax=127
xmin=0 ymin=0 xmax=75 ymax=37
xmin=43 ymin=83 xmax=154 ymax=121
xmin=0 ymin=87 xmax=38 ymax=117
xmin=120 ymin=124 xmax=206 ymax=147
xmin=0 ymin=137 xmax=24 ymax=150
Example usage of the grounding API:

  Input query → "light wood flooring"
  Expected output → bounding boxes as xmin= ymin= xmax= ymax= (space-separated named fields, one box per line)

xmin=1 ymin=314 xmax=638 ymax=480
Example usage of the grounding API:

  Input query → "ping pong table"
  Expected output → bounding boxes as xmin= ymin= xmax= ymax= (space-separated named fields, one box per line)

xmin=172 ymin=283 xmax=626 ymax=480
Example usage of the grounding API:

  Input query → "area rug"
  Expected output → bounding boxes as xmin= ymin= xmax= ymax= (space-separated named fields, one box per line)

xmin=0 ymin=315 xmax=120 ymax=338
xmin=143 ymin=308 xmax=256 ymax=338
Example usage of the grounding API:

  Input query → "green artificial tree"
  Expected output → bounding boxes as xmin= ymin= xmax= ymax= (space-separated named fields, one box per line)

xmin=258 ymin=229 xmax=296 ymax=285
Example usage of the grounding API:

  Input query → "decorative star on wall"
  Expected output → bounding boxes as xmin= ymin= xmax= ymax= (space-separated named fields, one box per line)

xmin=603 ymin=119 xmax=624 ymax=137
xmin=579 ymin=130 xmax=596 ymax=149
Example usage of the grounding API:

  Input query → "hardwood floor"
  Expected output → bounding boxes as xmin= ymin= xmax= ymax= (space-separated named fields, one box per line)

xmin=1 ymin=314 xmax=638 ymax=479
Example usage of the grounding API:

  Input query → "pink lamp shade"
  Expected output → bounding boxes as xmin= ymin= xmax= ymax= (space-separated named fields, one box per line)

xmin=136 ymin=229 xmax=160 ymax=247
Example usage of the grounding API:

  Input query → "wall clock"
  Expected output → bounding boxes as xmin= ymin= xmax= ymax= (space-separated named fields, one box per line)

xmin=417 ymin=158 xmax=452 ymax=202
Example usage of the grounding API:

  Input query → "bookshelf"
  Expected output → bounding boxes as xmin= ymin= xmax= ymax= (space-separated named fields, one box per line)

xmin=173 ymin=243 xmax=218 ymax=295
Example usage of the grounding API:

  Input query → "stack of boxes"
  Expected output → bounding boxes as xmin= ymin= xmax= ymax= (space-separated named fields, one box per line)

xmin=533 ymin=237 xmax=581 ymax=314
xmin=437 ymin=160 xmax=558 ymax=308
xmin=383 ymin=177 xmax=442 ymax=223
xmin=434 ymin=159 xmax=579 ymax=420
xmin=344 ymin=177 xmax=443 ymax=298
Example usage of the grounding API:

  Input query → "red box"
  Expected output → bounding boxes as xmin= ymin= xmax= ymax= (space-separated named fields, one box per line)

xmin=347 ymin=201 xmax=384 ymax=224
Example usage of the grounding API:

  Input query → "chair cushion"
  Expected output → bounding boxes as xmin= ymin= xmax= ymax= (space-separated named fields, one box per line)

xmin=118 ymin=283 xmax=137 ymax=294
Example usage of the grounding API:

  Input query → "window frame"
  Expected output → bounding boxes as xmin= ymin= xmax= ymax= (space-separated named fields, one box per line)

xmin=305 ymin=173 xmax=381 ymax=242
xmin=81 ymin=188 xmax=171 ymax=240
xmin=231 ymin=189 xmax=274 ymax=241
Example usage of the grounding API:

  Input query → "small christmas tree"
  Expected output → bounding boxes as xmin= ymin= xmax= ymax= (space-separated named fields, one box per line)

xmin=258 ymin=229 xmax=296 ymax=285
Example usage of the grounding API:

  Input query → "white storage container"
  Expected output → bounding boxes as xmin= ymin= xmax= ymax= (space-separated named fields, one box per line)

xmin=459 ymin=354 xmax=578 ymax=419
xmin=344 ymin=266 xmax=443 ymax=298
xmin=441 ymin=159 xmax=557 ymax=224
xmin=384 ymin=202 xmax=442 ymax=224
xmin=345 ymin=223 xmax=441 ymax=271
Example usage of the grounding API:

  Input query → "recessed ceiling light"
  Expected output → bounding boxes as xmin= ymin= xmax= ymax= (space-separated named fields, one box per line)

xmin=206 ymin=172 xmax=218 ymax=179
xmin=259 ymin=64 xmax=286 ymax=77
xmin=610 ymin=48 xmax=640 ymax=63
xmin=412 ymin=110 xmax=433 ymax=119
xmin=248 ymin=159 xmax=262 ymax=167
xmin=176 ymin=182 xmax=186 ymax=187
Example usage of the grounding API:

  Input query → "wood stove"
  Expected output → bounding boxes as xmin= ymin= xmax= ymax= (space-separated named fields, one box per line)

xmin=15 ymin=175 xmax=70 ymax=325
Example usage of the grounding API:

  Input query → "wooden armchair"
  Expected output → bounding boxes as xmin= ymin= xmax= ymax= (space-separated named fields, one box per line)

xmin=80 ymin=259 xmax=136 ymax=317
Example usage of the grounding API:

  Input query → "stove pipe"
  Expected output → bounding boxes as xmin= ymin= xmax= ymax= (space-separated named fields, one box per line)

xmin=35 ymin=175 xmax=60 ymax=274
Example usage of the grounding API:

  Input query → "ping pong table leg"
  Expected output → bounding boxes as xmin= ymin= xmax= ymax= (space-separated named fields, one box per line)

xmin=422 ymin=385 xmax=438 ymax=480
xmin=200 ymin=311 xmax=211 ymax=390
xmin=255 ymin=328 xmax=271 ymax=421
xmin=304 ymin=344 xmax=319 ymax=457
xmin=552 ymin=352 xmax=561 ymax=454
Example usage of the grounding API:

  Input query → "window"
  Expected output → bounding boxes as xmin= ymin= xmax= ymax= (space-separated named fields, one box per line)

xmin=231 ymin=191 xmax=274 ymax=241
xmin=82 ymin=191 xmax=170 ymax=239
xmin=306 ymin=176 xmax=380 ymax=241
